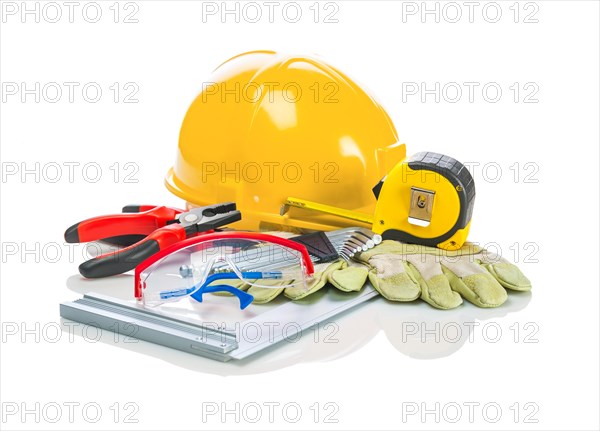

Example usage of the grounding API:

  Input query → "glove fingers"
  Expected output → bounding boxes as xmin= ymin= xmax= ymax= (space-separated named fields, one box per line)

xmin=284 ymin=284 xmax=319 ymax=300
xmin=283 ymin=276 xmax=324 ymax=300
xmin=411 ymin=266 xmax=463 ymax=310
xmin=367 ymin=255 xmax=420 ymax=301
xmin=247 ymin=279 xmax=287 ymax=304
xmin=482 ymin=261 xmax=532 ymax=291
xmin=476 ymin=251 xmax=532 ymax=291
xmin=404 ymin=257 xmax=462 ymax=309
xmin=328 ymin=263 xmax=369 ymax=292
xmin=356 ymin=240 xmax=529 ymax=309
xmin=441 ymin=261 xmax=508 ymax=307
xmin=284 ymin=260 xmax=344 ymax=300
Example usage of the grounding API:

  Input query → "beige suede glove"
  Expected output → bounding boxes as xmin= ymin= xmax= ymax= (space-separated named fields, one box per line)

xmin=251 ymin=259 xmax=348 ymax=303
xmin=329 ymin=241 xmax=531 ymax=309
xmin=208 ymin=231 xmax=362 ymax=304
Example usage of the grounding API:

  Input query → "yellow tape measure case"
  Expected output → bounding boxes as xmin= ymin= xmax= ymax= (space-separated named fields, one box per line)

xmin=372 ymin=152 xmax=475 ymax=250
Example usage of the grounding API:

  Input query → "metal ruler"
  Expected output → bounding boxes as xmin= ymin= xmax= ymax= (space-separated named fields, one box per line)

xmin=60 ymin=286 xmax=378 ymax=362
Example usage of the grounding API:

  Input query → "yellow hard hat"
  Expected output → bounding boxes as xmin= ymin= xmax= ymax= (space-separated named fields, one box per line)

xmin=165 ymin=50 xmax=405 ymax=232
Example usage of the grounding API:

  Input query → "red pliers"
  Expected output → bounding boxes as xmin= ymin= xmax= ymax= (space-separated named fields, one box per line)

xmin=64 ymin=203 xmax=241 ymax=278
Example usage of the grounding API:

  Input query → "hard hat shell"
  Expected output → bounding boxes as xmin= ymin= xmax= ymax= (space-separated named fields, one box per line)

xmin=165 ymin=50 xmax=404 ymax=232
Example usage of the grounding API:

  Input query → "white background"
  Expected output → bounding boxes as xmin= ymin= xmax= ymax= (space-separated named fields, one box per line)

xmin=1 ymin=1 xmax=599 ymax=430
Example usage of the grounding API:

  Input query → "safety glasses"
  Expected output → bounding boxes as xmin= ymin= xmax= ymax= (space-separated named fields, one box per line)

xmin=134 ymin=232 xmax=314 ymax=309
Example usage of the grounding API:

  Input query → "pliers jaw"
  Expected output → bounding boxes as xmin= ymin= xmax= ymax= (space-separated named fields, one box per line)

xmin=178 ymin=202 xmax=242 ymax=234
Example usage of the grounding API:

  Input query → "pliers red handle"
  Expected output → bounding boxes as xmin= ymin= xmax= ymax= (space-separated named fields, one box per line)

xmin=64 ymin=203 xmax=241 ymax=278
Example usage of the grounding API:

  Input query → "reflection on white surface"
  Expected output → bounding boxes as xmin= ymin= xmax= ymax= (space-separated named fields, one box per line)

xmin=66 ymin=272 xmax=134 ymax=300
xmin=65 ymin=274 xmax=531 ymax=375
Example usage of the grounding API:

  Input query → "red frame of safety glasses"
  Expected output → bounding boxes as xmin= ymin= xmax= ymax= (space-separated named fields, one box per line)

xmin=134 ymin=231 xmax=315 ymax=299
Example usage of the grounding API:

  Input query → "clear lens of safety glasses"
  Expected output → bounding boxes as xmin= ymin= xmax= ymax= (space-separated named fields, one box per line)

xmin=134 ymin=232 xmax=314 ymax=309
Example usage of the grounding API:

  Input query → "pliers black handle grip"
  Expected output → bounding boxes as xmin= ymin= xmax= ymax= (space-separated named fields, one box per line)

xmin=65 ymin=205 xmax=184 ymax=278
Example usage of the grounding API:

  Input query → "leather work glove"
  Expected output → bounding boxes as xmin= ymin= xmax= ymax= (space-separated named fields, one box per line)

xmin=329 ymin=241 xmax=531 ymax=309
xmin=250 ymin=259 xmax=349 ymax=303
xmin=209 ymin=231 xmax=364 ymax=304
xmin=209 ymin=259 xmax=350 ymax=304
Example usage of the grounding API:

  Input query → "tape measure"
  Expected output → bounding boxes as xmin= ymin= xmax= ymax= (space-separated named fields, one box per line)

xmin=371 ymin=152 xmax=475 ymax=250
xmin=283 ymin=151 xmax=475 ymax=250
